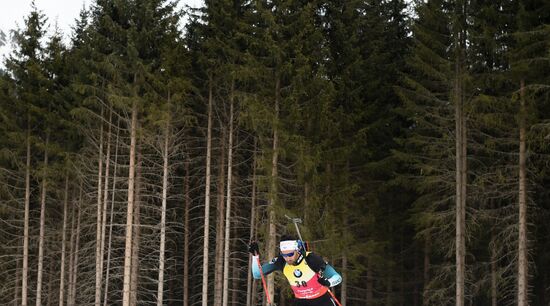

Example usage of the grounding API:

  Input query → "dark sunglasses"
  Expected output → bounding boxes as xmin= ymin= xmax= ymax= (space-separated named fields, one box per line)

xmin=281 ymin=251 xmax=296 ymax=258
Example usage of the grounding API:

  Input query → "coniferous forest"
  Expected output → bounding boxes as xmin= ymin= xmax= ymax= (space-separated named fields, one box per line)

xmin=1 ymin=0 xmax=549 ymax=305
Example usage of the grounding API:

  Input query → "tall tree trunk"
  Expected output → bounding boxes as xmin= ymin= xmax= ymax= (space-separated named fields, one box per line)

xmin=104 ymin=118 xmax=120 ymax=306
xmin=15 ymin=245 xmax=21 ymax=306
xmin=202 ymin=78 xmax=214 ymax=306
xmin=122 ymin=100 xmax=138 ymax=306
xmin=70 ymin=182 xmax=83 ymax=306
xmin=22 ymin=119 xmax=31 ymax=306
xmin=36 ymin=132 xmax=49 ymax=306
xmin=47 ymin=251 xmax=55 ymax=306
xmin=95 ymin=107 xmax=105 ymax=306
xmin=455 ymin=90 xmax=466 ymax=306
xmin=518 ymin=79 xmax=528 ymax=306
xmin=99 ymin=108 xmax=113 ymax=306
xmin=454 ymin=25 xmax=466 ymax=306
xmin=460 ymin=77 xmax=468 ymax=306
xmin=183 ymin=156 xmax=190 ymax=306
xmin=130 ymin=145 xmax=143 ymax=306
xmin=267 ymin=77 xmax=281 ymax=301
xmin=59 ymin=175 xmax=70 ymax=306
xmin=231 ymin=224 xmax=239 ymax=306
xmin=68 ymin=190 xmax=76 ymax=306
xmin=251 ymin=190 xmax=260 ymax=306
xmin=222 ymin=81 xmax=235 ymax=306
xmin=157 ymin=118 xmax=171 ymax=306
xmin=214 ymin=130 xmax=227 ymax=306
xmin=246 ymin=139 xmax=258 ymax=306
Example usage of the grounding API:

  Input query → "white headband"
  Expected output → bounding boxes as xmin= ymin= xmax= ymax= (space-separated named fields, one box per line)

xmin=280 ymin=240 xmax=299 ymax=252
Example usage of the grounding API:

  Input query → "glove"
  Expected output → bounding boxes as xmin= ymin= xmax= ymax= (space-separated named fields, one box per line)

xmin=248 ymin=241 xmax=259 ymax=255
xmin=317 ymin=276 xmax=330 ymax=287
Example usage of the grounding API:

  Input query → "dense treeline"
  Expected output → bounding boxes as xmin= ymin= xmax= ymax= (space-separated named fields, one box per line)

xmin=0 ymin=0 xmax=549 ymax=305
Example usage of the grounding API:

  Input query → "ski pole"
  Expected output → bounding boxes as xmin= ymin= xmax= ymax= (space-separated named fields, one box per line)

xmin=326 ymin=287 xmax=343 ymax=306
xmin=255 ymin=253 xmax=272 ymax=305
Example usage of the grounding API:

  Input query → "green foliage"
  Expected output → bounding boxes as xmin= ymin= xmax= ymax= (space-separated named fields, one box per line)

xmin=1 ymin=0 xmax=549 ymax=305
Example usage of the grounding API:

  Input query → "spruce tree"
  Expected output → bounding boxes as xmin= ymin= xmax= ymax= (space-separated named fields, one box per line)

xmin=395 ymin=0 xmax=467 ymax=304
xmin=4 ymin=3 xmax=48 ymax=305
xmin=508 ymin=1 xmax=550 ymax=304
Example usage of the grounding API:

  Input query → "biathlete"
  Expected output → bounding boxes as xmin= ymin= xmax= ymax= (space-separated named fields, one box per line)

xmin=249 ymin=235 xmax=342 ymax=306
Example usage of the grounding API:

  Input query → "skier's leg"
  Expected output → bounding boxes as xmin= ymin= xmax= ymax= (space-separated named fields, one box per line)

xmin=292 ymin=297 xmax=306 ymax=306
xmin=313 ymin=293 xmax=337 ymax=306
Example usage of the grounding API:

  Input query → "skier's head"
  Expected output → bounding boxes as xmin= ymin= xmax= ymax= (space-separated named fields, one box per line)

xmin=279 ymin=235 xmax=303 ymax=265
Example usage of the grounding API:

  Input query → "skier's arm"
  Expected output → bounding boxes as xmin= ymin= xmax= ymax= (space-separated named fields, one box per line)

xmin=321 ymin=263 xmax=342 ymax=287
xmin=306 ymin=253 xmax=342 ymax=287
xmin=251 ymin=255 xmax=284 ymax=279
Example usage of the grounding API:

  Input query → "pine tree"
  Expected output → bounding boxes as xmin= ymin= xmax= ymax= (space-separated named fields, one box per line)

xmin=465 ymin=1 xmax=520 ymax=304
xmin=508 ymin=1 xmax=550 ymax=304
xmin=2 ymin=0 xmax=550 ymax=305
xmin=395 ymin=1 xmax=470 ymax=305
xmin=4 ymin=3 xmax=48 ymax=304
xmin=323 ymin=0 xmax=412 ymax=303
